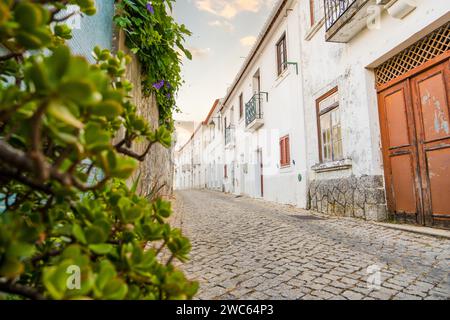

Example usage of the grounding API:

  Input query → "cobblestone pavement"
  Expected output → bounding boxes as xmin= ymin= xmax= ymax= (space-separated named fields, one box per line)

xmin=172 ymin=189 xmax=450 ymax=300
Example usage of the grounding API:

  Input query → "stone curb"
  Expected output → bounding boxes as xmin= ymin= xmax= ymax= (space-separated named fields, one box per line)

xmin=373 ymin=222 xmax=450 ymax=239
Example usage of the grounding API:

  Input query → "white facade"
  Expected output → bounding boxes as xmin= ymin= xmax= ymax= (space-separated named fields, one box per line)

xmin=220 ymin=0 xmax=307 ymax=207
xmin=174 ymin=0 xmax=450 ymax=223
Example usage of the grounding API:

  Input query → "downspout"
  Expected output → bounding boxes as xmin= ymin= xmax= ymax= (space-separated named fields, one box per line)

xmin=296 ymin=3 xmax=311 ymax=210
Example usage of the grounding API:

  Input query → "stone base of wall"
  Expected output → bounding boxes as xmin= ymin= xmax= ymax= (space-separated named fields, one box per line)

xmin=308 ymin=175 xmax=387 ymax=221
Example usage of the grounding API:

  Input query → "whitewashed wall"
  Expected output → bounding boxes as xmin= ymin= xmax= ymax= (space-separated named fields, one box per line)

xmin=220 ymin=0 xmax=308 ymax=207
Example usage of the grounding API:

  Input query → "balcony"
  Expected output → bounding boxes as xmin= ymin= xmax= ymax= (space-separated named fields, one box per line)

xmin=324 ymin=0 xmax=373 ymax=43
xmin=245 ymin=93 xmax=266 ymax=132
xmin=225 ymin=125 xmax=235 ymax=148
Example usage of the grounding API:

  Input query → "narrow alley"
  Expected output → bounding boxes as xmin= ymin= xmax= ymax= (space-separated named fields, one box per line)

xmin=174 ymin=190 xmax=450 ymax=300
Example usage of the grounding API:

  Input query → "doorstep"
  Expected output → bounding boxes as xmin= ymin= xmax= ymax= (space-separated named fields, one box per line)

xmin=373 ymin=222 xmax=450 ymax=239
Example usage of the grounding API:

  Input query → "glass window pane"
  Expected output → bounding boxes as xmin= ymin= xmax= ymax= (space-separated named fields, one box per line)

xmin=331 ymin=108 xmax=342 ymax=160
xmin=320 ymin=113 xmax=332 ymax=162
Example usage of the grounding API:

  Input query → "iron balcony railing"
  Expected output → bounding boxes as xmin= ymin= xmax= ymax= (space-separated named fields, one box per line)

xmin=225 ymin=124 xmax=234 ymax=145
xmin=324 ymin=0 xmax=357 ymax=31
xmin=245 ymin=93 xmax=265 ymax=127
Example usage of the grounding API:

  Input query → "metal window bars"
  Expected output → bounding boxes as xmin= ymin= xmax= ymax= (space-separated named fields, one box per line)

xmin=324 ymin=0 xmax=356 ymax=31
xmin=245 ymin=92 xmax=268 ymax=127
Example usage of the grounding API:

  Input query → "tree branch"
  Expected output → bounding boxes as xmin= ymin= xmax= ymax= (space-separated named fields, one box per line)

xmin=0 ymin=51 xmax=23 ymax=61
xmin=0 ymin=168 xmax=53 ymax=195
xmin=52 ymin=11 xmax=79 ymax=23
xmin=0 ymin=140 xmax=98 ymax=191
xmin=116 ymin=141 xmax=155 ymax=161
xmin=0 ymin=281 xmax=45 ymax=300
xmin=31 ymin=249 xmax=61 ymax=265
xmin=29 ymin=101 xmax=49 ymax=181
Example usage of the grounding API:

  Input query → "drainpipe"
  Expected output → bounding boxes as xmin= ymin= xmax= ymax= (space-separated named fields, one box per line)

xmin=296 ymin=3 xmax=311 ymax=210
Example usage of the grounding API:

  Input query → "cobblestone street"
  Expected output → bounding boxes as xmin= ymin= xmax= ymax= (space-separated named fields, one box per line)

xmin=173 ymin=190 xmax=450 ymax=300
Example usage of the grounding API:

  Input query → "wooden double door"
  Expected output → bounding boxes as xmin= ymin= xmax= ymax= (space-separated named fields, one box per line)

xmin=378 ymin=58 xmax=450 ymax=229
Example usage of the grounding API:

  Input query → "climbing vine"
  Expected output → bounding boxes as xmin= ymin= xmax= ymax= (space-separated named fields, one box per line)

xmin=114 ymin=0 xmax=192 ymax=129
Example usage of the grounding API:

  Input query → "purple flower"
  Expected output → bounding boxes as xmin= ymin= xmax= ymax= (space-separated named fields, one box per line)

xmin=152 ymin=80 xmax=164 ymax=90
xmin=166 ymin=93 xmax=171 ymax=99
xmin=146 ymin=2 xmax=154 ymax=14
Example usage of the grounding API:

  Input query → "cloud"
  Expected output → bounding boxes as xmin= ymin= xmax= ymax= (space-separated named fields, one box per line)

xmin=188 ymin=47 xmax=212 ymax=59
xmin=208 ymin=19 xmax=235 ymax=31
xmin=240 ymin=36 xmax=257 ymax=47
xmin=195 ymin=0 xmax=273 ymax=19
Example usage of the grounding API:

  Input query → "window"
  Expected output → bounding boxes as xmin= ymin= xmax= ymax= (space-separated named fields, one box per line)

xmin=224 ymin=164 xmax=228 ymax=178
xmin=316 ymin=88 xmax=342 ymax=163
xmin=279 ymin=135 xmax=290 ymax=167
xmin=309 ymin=0 xmax=324 ymax=26
xmin=276 ymin=33 xmax=287 ymax=76
xmin=239 ymin=93 xmax=244 ymax=119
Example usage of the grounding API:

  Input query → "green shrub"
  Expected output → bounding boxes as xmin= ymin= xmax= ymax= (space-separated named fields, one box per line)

xmin=0 ymin=0 xmax=197 ymax=300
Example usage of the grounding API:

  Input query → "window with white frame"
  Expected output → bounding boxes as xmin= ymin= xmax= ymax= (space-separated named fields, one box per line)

xmin=317 ymin=88 xmax=342 ymax=163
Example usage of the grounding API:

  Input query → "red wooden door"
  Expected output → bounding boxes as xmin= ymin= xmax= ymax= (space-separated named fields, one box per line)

xmin=411 ymin=61 xmax=450 ymax=228
xmin=378 ymin=80 xmax=422 ymax=224
xmin=378 ymin=59 xmax=450 ymax=228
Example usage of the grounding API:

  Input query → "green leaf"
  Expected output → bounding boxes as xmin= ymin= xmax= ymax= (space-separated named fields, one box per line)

xmin=54 ymin=24 xmax=72 ymax=39
xmin=26 ymin=59 xmax=50 ymax=90
xmin=92 ymin=100 xmax=123 ymax=119
xmin=0 ymin=258 xmax=24 ymax=278
xmin=42 ymin=262 xmax=71 ymax=300
xmin=72 ymin=224 xmax=87 ymax=244
xmin=102 ymin=278 xmax=128 ymax=300
xmin=6 ymin=242 xmax=36 ymax=259
xmin=62 ymin=245 xmax=82 ymax=259
xmin=85 ymin=226 xmax=108 ymax=244
xmin=84 ymin=123 xmax=111 ymax=152
xmin=110 ymin=156 xmax=137 ymax=179
xmin=95 ymin=260 xmax=116 ymax=292
xmin=154 ymin=199 xmax=171 ymax=218
xmin=16 ymin=31 xmax=43 ymax=49
xmin=88 ymin=244 xmax=114 ymax=255
xmin=47 ymin=102 xmax=84 ymax=129
xmin=14 ymin=2 xmax=43 ymax=30
xmin=123 ymin=206 xmax=143 ymax=223
xmin=59 ymin=79 xmax=95 ymax=103
xmin=48 ymin=46 xmax=71 ymax=79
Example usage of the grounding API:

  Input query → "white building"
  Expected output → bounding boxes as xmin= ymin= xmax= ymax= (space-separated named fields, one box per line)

xmin=175 ymin=0 xmax=450 ymax=229
xmin=219 ymin=0 xmax=307 ymax=208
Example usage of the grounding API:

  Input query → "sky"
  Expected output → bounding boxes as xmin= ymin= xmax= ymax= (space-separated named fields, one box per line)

xmin=173 ymin=0 xmax=277 ymax=123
